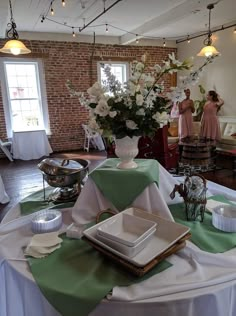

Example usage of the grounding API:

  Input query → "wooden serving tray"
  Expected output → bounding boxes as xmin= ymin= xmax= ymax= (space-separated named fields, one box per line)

xmin=83 ymin=232 xmax=191 ymax=277
xmin=83 ymin=208 xmax=191 ymax=276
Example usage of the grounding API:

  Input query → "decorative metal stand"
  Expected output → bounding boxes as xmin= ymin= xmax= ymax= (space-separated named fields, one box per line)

xmin=170 ymin=174 xmax=207 ymax=222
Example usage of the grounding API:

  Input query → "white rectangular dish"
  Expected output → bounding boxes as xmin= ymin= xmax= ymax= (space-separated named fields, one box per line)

xmin=83 ymin=208 xmax=190 ymax=267
xmin=97 ymin=213 xmax=156 ymax=247
xmin=96 ymin=228 xmax=155 ymax=258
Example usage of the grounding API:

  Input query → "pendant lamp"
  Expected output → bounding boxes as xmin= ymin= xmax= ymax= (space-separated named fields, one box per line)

xmin=197 ymin=4 xmax=219 ymax=57
xmin=0 ymin=0 xmax=31 ymax=55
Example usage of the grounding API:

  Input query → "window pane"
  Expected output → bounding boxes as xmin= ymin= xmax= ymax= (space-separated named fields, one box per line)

xmin=100 ymin=63 xmax=128 ymax=88
xmin=5 ymin=62 xmax=43 ymax=131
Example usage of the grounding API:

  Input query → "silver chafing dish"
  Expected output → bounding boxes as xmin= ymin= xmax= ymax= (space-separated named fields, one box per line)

xmin=38 ymin=158 xmax=90 ymax=202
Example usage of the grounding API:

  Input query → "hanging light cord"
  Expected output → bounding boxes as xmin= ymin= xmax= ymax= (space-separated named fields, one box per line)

xmin=6 ymin=0 xmax=19 ymax=40
xmin=204 ymin=4 xmax=214 ymax=46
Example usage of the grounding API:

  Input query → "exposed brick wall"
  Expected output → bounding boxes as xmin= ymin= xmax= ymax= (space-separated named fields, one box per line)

xmin=0 ymin=39 xmax=177 ymax=152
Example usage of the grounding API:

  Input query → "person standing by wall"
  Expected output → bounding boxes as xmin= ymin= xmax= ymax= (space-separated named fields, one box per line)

xmin=178 ymin=89 xmax=195 ymax=141
xmin=200 ymin=90 xmax=224 ymax=141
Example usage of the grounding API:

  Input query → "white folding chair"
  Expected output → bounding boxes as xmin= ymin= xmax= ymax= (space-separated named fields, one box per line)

xmin=82 ymin=124 xmax=105 ymax=152
xmin=0 ymin=139 xmax=13 ymax=162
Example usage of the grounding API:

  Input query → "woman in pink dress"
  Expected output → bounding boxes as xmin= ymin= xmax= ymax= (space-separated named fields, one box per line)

xmin=178 ymin=89 xmax=195 ymax=140
xmin=200 ymin=90 xmax=224 ymax=141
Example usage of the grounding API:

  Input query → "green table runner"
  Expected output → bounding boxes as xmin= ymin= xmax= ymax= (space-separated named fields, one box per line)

xmin=20 ymin=187 xmax=75 ymax=215
xmin=90 ymin=158 xmax=159 ymax=210
xmin=28 ymin=236 xmax=171 ymax=316
xmin=169 ymin=195 xmax=236 ymax=253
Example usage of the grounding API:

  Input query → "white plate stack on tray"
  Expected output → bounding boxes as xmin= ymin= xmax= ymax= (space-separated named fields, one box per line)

xmin=96 ymin=213 xmax=157 ymax=258
xmin=83 ymin=208 xmax=191 ymax=271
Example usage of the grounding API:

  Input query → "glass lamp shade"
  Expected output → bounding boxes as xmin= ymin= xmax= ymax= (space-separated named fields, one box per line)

xmin=197 ymin=45 xmax=219 ymax=57
xmin=0 ymin=39 xmax=31 ymax=55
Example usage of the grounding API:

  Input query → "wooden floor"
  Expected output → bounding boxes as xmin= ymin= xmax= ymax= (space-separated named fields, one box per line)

xmin=0 ymin=151 xmax=235 ymax=220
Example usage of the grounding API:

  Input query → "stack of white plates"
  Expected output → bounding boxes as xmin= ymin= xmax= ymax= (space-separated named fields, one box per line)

xmin=96 ymin=213 xmax=157 ymax=258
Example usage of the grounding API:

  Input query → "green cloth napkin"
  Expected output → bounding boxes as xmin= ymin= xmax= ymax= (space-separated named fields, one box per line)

xmin=28 ymin=236 xmax=171 ymax=316
xmin=169 ymin=195 xmax=236 ymax=253
xmin=89 ymin=158 xmax=159 ymax=210
xmin=20 ymin=187 xmax=75 ymax=215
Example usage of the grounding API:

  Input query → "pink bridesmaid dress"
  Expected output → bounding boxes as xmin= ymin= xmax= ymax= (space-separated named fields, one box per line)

xmin=200 ymin=101 xmax=221 ymax=141
xmin=178 ymin=100 xmax=193 ymax=139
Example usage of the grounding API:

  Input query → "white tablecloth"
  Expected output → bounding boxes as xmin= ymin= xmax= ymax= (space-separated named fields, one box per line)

xmin=0 ymin=172 xmax=236 ymax=316
xmin=0 ymin=175 xmax=9 ymax=204
xmin=12 ymin=130 xmax=52 ymax=160
xmin=72 ymin=163 xmax=183 ymax=224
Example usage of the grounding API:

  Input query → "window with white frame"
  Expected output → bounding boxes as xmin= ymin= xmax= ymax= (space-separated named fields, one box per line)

xmin=98 ymin=62 xmax=129 ymax=91
xmin=0 ymin=59 xmax=50 ymax=136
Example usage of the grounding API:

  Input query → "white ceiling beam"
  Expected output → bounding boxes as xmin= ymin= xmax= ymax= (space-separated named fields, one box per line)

xmin=120 ymin=0 xmax=211 ymax=45
xmin=0 ymin=0 xmax=9 ymax=38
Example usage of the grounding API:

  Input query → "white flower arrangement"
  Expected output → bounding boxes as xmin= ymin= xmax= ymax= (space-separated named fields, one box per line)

xmin=66 ymin=53 xmax=192 ymax=139
xmin=166 ymin=54 xmax=219 ymax=102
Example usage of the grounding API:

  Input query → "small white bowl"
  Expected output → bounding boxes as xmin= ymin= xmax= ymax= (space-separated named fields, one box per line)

xmin=212 ymin=204 xmax=236 ymax=232
xmin=96 ymin=229 xmax=155 ymax=258
xmin=97 ymin=213 xmax=157 ymax=247
xmin=31 ymin=210 xmax=62 ymax=234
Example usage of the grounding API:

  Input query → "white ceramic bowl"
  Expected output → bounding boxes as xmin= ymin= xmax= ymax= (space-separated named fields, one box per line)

xmin=96 ymin=229 xmax=155 ymax=258
xmin=97 ymin=213 xmax=157 ymax=247
xmin=31 ymin=210 xmax=62 ymax=234
xmin=212 ymin=204 xmax=236 ymax=232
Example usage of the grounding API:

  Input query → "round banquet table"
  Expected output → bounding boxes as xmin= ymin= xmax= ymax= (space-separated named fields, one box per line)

xmin=0 ymin=176 xmax=236 ymax=316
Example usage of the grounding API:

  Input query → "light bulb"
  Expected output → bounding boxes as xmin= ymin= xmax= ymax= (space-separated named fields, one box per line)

xmin=62 ymin=0 xmax=65 ymax=7
xmin=234 ymin=28 xmax=236 ymax=34
xmin=51 ymin=7 xmax=54 ymax=15
xmin=205 ymin=51 xmax=213 ymax=57
xmin=106 ymin=24 xmax=108 ymax=33
xmin=10 ymin=47 xmax=21 ymax=55
xmin=136 ymin=35 xmax=139 ymax=43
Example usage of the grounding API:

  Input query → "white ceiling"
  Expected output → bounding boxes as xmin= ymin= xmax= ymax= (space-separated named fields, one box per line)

xmin=0 ymin=0 xmax=235 ymax=43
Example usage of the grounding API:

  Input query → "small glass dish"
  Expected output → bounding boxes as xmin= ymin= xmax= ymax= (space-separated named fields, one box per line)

xmin=31 ymin=210 xmax=62 ymax=234
xmin=212 ymin=204 xmax=236 ymax=232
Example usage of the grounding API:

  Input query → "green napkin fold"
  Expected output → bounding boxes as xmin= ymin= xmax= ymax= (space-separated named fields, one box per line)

xmin=169 ymin=195 xmax=236 ymax=253
xmin=90 ymin=158 xmax=159 ymax=210
xmin=28 ymin=236 xmax=171 ymax=316
xmin=20 ymin=187 xmax=75 ymax=215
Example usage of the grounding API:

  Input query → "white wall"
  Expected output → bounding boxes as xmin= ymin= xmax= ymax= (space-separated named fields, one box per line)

xmin=177 ymin=27 xmax=236 ymax=116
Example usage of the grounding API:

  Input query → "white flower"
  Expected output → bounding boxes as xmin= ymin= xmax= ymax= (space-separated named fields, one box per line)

xmin=136 ymin=94 xmax=144 ymax=106
xmin=126 ymin=120 xmax=138 ymax=130
xmin=141 ymin=54 xmax=147 ymax=63
xmin=89 ymin=118 xmax=100 ymax=131
xmin=136 ymin=62 xmax=145 ymax=72
xmin=136 ymin=108 xmax=145 ymax=116
xmin=94 ymin=99 xmax=110 ymax=117
xmin=87 ymin=82 xmax=104 ymax=98
xmin=109 ymin=111 xmax=117 ymax=118
xmin=152 ymin=112 xmax=169 ymax=125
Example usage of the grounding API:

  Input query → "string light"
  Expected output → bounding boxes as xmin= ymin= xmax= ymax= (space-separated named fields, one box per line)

xmin=187 ymin=35 xmax=190 ymax=43
xmin=136 ymin=34 xmax=139 ymax=43
xmin=72 ymin=27 xmax=76 ymax=37
xmin=163 ymin=38 xmax=166 ymax=47
xmin=41 ymin=16 xmax=45 ymax=23
xmin=234 ymin=27 xmax=236 ymax=34
xmin=62 ymin=0 xmax=65 ymax=7
xmin=105 ymin=24 xmax=108 ymax=33
xmin=50 ymin=6 xmax=54 ymax=16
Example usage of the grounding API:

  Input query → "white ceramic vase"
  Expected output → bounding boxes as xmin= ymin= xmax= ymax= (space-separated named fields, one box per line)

xmin=115 ymin=136 xmax=140 ymax=169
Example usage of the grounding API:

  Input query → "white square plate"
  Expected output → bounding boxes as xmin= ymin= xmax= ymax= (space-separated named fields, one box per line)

xmin=83 ymin=208 xmax=190 ymax=267
xmin=97 ymin=213 xmax=157 ymax=247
